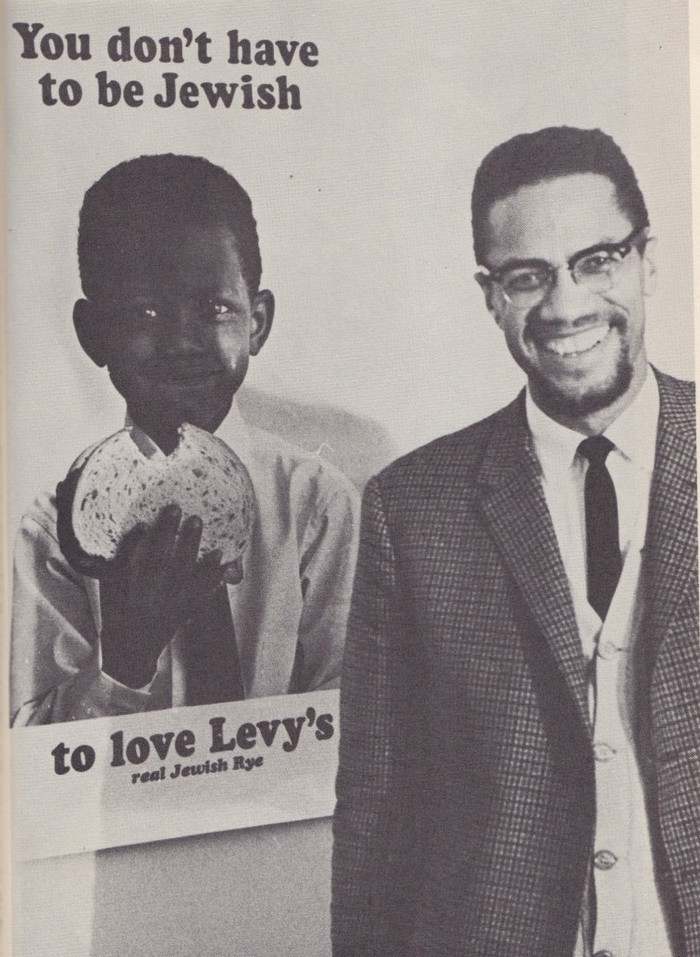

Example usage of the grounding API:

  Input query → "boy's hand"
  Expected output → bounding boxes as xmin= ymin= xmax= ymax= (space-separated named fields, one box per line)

xmin=99 ymin=505 xmax=243 ymax=688
xmin=56 ymin=474 xmax=243 ymax=688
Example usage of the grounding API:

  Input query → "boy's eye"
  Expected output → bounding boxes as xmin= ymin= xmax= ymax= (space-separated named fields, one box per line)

xmin=117 ymin=300 xmax=237 ymax=324
xmin=204 ymin=300 xmax=235 ymax=322
xmin=126 ymin=304 xmax=159 ymax=323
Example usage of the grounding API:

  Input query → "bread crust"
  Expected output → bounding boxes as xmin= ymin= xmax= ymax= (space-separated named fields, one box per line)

xmin=65 ymin=423 xmax=256 ymax=568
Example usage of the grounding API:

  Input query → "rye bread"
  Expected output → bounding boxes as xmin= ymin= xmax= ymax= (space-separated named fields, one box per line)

xmin=68 ymin=423 xmax=255 ymax=565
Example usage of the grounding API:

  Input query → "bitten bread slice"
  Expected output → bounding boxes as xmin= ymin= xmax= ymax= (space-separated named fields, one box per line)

xmin=70 ymin=423 xmax=255 ymax=564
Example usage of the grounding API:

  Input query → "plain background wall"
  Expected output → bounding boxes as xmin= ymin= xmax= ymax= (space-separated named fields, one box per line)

xmin=5 ymin=0 xmax=693 ymax=954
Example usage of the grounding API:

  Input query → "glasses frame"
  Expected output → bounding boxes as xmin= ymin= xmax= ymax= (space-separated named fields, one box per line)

xmin=477 ymin=225 xmax=650 ymax=307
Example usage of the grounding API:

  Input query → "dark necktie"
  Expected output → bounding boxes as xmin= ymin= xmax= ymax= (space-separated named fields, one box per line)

xmin=578 ymin=435 xmax=622 ymax=620
xmin=183 ymin=584 xmax=245 ymax=705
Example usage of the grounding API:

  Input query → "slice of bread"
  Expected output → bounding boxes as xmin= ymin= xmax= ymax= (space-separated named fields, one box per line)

xmin=70 ymin=423 xmax=256 ymax=564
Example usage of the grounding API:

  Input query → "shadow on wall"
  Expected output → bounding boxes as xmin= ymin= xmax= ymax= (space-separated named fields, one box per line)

xmin=237 ymin=386 xmax=398 ymax=491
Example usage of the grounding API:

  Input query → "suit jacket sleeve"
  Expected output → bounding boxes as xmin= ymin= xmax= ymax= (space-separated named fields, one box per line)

xmin=332 ymin=475 xmax=420 ymax=957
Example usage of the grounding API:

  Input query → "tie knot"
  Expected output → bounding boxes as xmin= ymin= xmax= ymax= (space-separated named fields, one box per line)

xmin=578 ymin=435 xmax=615 ymax=467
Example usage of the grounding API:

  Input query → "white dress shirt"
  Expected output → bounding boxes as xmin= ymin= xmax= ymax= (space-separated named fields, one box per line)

xmin=11 ymin=401 xmax=360 ymax=724
xmin=527 ymin=368 xmax=673 ymax=957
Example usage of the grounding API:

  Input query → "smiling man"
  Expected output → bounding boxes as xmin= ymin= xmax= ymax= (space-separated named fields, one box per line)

xmin=11 ymin=155 xmax=359 ymax=723
xmin=333 ymin=128 xmax=699 ymax=957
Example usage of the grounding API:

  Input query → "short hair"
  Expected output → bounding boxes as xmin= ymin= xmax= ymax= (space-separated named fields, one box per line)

xmin=471 ymin=127 xmax=649 ymax=265
xmin=78 ymin=154 xmax=262 ymax=298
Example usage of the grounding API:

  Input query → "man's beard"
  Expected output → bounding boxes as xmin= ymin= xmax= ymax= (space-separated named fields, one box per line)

xmin=522 ymin=305 xmax=637 ymax=420
xmin=528 ymin=342 xmax=634 ymax=420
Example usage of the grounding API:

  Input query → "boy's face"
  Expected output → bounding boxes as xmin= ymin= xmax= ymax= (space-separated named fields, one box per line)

xmin=76 ymin=222 xmax=273 ymax=447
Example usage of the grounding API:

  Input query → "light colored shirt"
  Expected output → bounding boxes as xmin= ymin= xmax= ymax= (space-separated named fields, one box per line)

xmin=527 ymin=369 xmax=673 ymax=957
xmin=11 ymin=401 xmax=360 ymax=724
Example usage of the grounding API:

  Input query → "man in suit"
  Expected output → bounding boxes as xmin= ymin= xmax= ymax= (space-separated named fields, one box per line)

xmin=332 ymin=127 xmax=699 ymax=957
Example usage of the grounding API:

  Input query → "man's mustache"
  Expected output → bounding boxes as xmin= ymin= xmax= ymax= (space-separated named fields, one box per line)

xmin=524 ymin=310 xmax=626 ymax=339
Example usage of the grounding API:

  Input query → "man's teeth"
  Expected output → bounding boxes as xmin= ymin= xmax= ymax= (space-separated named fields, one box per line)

xmin=543 ymin=325 xmax=610 ymax=357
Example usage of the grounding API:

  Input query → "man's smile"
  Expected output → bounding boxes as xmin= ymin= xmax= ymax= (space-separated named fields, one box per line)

xmin=522 ymin=311 xmax=626 ymax=365
xmin=538 ymin=323 xmax=613 ymax=358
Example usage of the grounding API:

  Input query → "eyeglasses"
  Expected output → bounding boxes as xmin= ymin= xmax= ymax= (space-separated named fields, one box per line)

xmin=477 ymin=226 xmax=649 ymax=309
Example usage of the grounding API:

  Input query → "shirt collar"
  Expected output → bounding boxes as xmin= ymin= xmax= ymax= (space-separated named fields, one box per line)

xmin=526 ymin=389 xmax=584 ymax=480
xmin=526 ymin=365 xmax=659 ymax=479
xmin=604 ymin=369 xmax=658 ymax=474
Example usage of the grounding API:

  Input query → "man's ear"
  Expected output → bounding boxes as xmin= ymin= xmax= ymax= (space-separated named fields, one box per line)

xmin=73 ymin=299 xmax=108 ymax=368
xmin=641 ymin=236 xmax=658 ymax=297
xmin=249 ymin=289 xmax=275 ymax=356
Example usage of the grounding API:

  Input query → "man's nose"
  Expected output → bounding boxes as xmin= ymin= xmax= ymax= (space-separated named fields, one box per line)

xmin=537 ymin=265 xmax=599 ymax=321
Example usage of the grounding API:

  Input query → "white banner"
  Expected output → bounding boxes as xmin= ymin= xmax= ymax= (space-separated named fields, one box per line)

xmin=11 ymin=690 xmax=338 ymax=860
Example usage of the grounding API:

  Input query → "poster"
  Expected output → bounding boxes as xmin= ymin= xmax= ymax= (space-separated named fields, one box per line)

xmin=4 ymin=0 xmax=695 ymax=955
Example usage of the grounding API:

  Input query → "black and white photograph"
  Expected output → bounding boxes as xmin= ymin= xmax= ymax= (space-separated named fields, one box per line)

xmin=3 ymin=0 xmax=696 ymax=955
xmin=333 ymin=124 xmax=699 ymax=957
xmin=11 ymin=152 xmax=361 ymax=725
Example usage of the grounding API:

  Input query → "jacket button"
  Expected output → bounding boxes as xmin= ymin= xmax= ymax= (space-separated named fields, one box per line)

xmin=594 ymin=850 xmax=617 ymax=870
xmin=593 ymin=742 xmax=616 ymax=762
xmin=594 ymin=951 xmax=613 ymax=957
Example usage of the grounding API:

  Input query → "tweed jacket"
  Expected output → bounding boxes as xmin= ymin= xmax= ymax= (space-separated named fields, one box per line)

xmin=332 ymin=370 xmax=699 ymax=957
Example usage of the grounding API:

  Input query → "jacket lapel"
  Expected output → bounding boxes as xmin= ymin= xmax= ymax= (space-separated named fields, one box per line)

xmin=476 ymin=394 xmax=591 ymax=732
xmin=645 ymin=371 xmax=697 ymax=655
